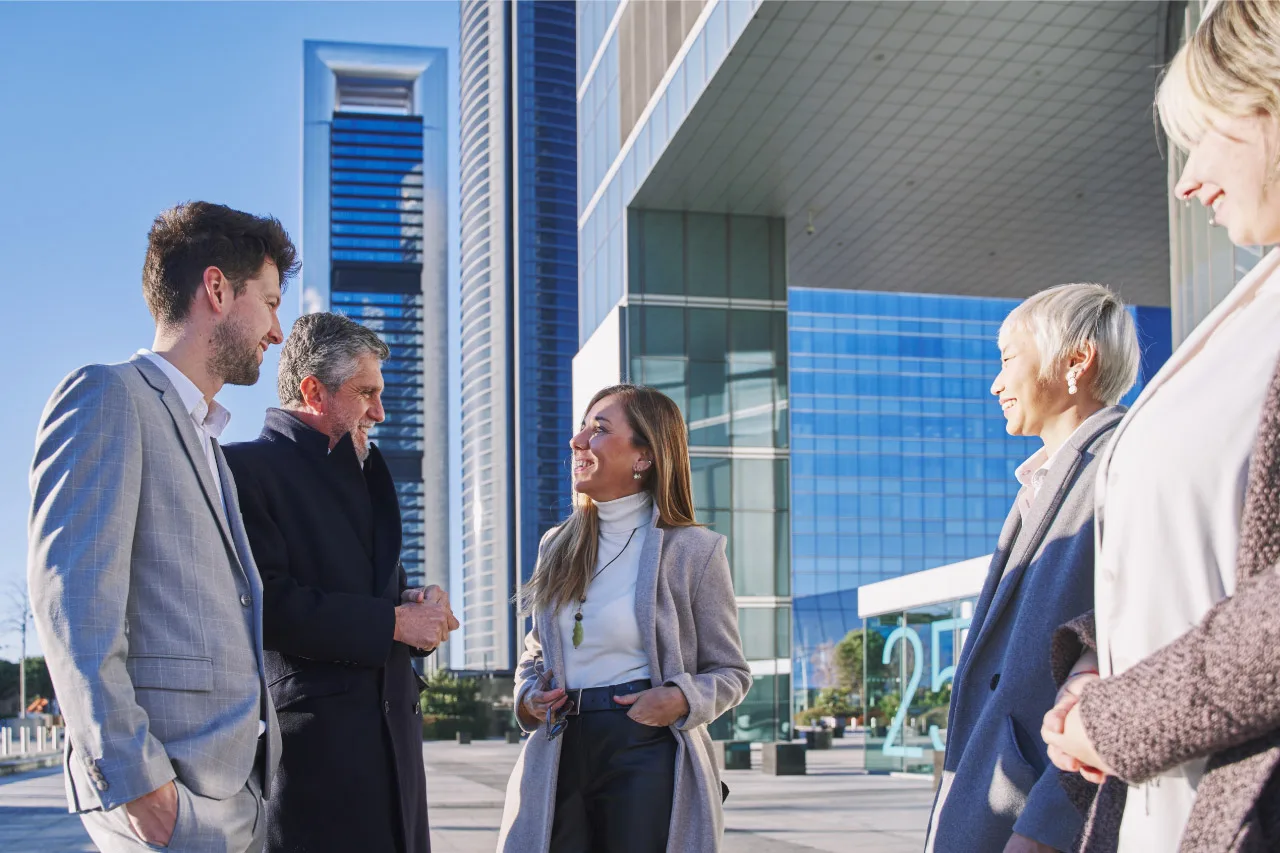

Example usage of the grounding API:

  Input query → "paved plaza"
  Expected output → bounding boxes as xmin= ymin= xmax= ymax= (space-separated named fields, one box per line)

xmin=0 ymin=738 xmax=934 ymax=852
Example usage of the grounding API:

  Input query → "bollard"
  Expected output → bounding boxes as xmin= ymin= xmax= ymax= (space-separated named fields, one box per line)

xmin=1 ymin=727 xmax=9 ymax=757
xmin=37 ymin=727 xmax=45 ymax=753
xmin=20 ymin=727 xmax=29 ymax=755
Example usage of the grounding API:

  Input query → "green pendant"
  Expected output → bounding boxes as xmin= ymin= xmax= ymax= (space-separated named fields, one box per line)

xmin=572 ymin=620 xmax=584 ymax=649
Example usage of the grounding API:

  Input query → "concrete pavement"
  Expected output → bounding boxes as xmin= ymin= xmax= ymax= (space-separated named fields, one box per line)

xmin=0 ymin=737 xmax=934 ymax=852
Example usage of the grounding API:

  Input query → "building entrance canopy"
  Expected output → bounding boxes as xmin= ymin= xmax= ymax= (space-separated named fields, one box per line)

xmin=634 ymin=0 xmax=1175 ymax=305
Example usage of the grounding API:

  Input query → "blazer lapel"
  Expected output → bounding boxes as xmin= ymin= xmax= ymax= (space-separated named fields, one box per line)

xmin=974 ymin=447 xmax=1087 ymax=655
xmin=213 ymin=441 xmax=252 ymax=584
xmin=961 ymin=504 xmax=1022 ymax=658
xmin=634 ymin=505 xmax=664 ymax=681
xmin=132 ymin=357 xmax=240 ymax=563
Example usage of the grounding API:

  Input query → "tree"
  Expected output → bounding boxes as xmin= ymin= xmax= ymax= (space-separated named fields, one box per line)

xmin=0 ymin=658 xmax=54 ymax=719
xmin=419 ymin=669 xmax=487 ymax=739
xmin=0 ymin=581 xmax=34 ymax=718
xmin=832 ymin=627 xmax=885 ymax=700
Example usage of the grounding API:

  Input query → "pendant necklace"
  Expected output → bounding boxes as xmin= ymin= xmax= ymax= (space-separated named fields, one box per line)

xmin=573 ymin=526 xmax=639 ymax=649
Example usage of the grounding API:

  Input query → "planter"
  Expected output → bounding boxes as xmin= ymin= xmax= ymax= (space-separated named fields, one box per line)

xmin=456 ymin=731 xmax=472 ymax=745
xmin=761 ymin=742 xmax=806 ymax=776
xmin=505 ymin=730 xmax=522 ymax=744
xmin=713 ymin=740 xmax=752 ymax=770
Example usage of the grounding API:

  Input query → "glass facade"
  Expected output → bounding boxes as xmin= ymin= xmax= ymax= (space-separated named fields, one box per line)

xmin=515 ymin=0 xmax=578 ymax=587
xmin=791 ymin=287 xmax=1173 ymax=767
xmin=327 ymin=113 xmax=430 ymax=586
xmin=459 ymin=0 xmax=511 ymax=669
xmin=458 ymin=0 xmax=578 ymax=670
xmin=628 ymin=209 xmax=790 ymax=742
xmin=577 ymin=0 xmax=762 ymax=347
xmin=863 ymin=600 xmax=972 ymax=773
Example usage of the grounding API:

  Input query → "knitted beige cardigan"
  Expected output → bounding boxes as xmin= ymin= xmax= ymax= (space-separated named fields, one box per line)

xmin=1050 ymin=355 xmax=1280 ymax=853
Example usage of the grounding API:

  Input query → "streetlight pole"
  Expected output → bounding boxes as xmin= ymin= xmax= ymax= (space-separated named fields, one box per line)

xmin=18 ymin=592 xmax=29 ymax=720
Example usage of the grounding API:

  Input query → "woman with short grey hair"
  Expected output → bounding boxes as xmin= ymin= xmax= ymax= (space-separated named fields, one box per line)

xmin=925 ymin=283 xmax=1139 ymax=853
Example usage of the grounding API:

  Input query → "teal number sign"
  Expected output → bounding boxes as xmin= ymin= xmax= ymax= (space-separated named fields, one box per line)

xmin=880 ymin=615 xmax=972 ymax=757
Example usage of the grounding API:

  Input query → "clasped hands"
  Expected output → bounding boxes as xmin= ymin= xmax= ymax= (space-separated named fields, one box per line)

xmin=394 ymin=584 xmax=460 ymax=651
xmin=1040 ymin=670 xmax=1116 ymax=784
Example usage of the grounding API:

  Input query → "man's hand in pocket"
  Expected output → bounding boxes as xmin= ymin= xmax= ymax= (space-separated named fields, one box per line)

xmin=124 ymin=780 xmax=178 ymax=847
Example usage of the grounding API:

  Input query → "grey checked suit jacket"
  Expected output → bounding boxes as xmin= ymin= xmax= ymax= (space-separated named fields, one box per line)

xmin=27 ymin=355 xmax=279 ymax=814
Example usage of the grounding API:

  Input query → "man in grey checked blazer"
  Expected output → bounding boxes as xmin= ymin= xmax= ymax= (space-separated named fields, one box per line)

xmin=28 ymin=202 xmax=298 ymax=853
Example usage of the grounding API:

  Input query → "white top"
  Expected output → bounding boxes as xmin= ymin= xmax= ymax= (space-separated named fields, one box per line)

xmin=139 ymin=349 xmax=231 ymax=516
xmin=1093 ymin=249 xmax=1280 ymax=850
xmin=1012 ymin=419 xmax=1088 ymax=524
xmin=557 ymin=490 xmax=653 ymax=690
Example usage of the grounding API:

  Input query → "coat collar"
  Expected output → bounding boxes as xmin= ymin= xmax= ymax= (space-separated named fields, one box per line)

xmin=257 ymin=407 xmax=402 ymax=595
xmin=260 ymin=407 xmax=338 ymax=457
xmin=963 ymin=405 xmax=1125 ymax=666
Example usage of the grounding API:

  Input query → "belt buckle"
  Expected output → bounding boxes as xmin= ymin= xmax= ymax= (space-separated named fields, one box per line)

xmin=565 ymin=688 xmax=583 ymax=716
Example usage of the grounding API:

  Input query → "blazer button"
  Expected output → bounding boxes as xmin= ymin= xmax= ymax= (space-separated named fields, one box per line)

xmin=989 ymin=673 xmax=1000 ymax=691
xmin=95 ymin=779 xmax=109 ymax=792
xmin=240 ymin=594 xmax=252 ymax=607
xmin=384 ymin=700 xmax=391 ymax=714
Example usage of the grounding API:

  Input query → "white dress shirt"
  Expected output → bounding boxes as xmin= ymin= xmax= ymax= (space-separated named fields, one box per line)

xmin=1093 ymin=249 xmax=1280 ymax=849
xmin=557 ymin=491 xmax=653 ymax=690
xmin=139 ymin=350 xmax=231 ymax=516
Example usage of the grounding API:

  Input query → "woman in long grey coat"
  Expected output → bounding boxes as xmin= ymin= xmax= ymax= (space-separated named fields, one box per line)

xmin=498 ymin=384 xmax=751 ymax=853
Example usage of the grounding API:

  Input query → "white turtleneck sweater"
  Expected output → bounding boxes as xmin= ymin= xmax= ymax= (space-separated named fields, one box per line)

xmin=556 ymin=490 xmax=653 ymax=690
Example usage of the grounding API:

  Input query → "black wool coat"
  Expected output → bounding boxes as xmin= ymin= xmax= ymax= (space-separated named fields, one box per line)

xmin=224 ymin=408 xmax=429 ymax=853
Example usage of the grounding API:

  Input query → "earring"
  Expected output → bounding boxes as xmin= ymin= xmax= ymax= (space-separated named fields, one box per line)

xmin=632 ymin=470 xmax=643 ymax=480
xmin=1067 ymin=369 xmax=1079 ymax=396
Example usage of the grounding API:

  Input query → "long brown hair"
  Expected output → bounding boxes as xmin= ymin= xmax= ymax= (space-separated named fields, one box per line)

xmin=520 ymin=384 xmax=698 ymax=615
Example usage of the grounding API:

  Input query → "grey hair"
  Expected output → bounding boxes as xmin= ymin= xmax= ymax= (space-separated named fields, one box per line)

xmin=277 ymin=312 xmax=390 ymax=408
xmin=999 ymin=283 xmax=1141 ymax=406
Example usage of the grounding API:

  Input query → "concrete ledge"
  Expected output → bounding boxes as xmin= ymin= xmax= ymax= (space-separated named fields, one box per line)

xmin=0 ymin=752 xmax=60 ymax=777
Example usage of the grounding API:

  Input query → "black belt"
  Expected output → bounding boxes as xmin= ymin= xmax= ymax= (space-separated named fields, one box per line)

xmin=564 ymin=679 xmax=652 ymax=715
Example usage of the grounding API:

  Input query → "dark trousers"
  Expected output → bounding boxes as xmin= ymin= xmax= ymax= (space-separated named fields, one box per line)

xmin=549 ymin=708 xmax=677 ymax=853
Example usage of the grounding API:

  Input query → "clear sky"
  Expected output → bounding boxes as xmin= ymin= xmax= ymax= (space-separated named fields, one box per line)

xmin=0 ymin=1 xmax=461 ymax=660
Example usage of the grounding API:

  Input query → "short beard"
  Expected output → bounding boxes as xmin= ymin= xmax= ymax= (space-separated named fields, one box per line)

xmin=351 ymin=427 xmax=371 ymax=464
xmin=209 ymin=316 xmax=260 ymax=387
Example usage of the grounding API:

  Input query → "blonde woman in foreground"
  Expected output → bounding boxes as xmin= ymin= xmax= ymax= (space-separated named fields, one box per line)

xmin=497 ymin=384 xmax=750 ymax=853
xmin=1042 ymin=2 xmax=1280 ymax=850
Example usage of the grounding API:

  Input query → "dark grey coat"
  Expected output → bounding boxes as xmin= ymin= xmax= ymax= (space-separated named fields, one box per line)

xmin=926 ymin=407 xmax=1125 ymax=853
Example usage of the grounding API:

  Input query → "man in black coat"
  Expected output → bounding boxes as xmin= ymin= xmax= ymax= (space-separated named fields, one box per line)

xmin=224 ymin=312 xmax=457 ymax=853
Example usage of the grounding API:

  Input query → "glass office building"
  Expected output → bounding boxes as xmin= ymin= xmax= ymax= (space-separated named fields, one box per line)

xmin=302 ymin=42 xmax=448 ymax=594
xmin=576 ymin=1 xmax=1230 ymax=741
xmin=791 ymin=287 xmax=1172 ymax=710
xmin=459 ymin=0 xmax=577 ymax=672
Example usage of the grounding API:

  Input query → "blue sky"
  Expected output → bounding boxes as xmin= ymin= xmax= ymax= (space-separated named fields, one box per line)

xmin=0 ymin=1 xmax=461 ymax=660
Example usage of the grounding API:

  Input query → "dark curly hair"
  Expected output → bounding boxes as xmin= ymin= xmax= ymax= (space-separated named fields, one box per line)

xmin=142 ymin=201 xmax=300 ymax=325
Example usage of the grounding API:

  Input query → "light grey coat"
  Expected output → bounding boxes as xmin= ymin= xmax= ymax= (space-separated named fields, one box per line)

xmin=497 ymin=505 xmax=752 ymax=852
xmin=27 ymin=357 xmax=279 ymax=825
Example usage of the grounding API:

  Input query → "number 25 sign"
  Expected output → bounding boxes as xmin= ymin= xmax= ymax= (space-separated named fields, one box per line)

xmin=880 ymin=617 xmax=970 ymax=757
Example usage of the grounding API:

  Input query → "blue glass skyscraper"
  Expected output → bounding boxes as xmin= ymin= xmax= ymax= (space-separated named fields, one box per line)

xmin=789 ymin=287 xmax=1172 ymax=701
xmin=301 ymin=42 xmax=449 ymax=596
xmin=459 ymin=0 xmax=576 ymax=671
